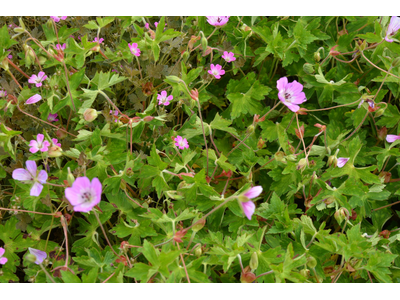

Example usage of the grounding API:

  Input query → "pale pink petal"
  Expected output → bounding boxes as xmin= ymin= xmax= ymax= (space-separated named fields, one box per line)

xmin=91 ymin=178 xmax=102 ymax=204
xmin=25 ymin=160 xmax=37 ymax=176
xmin=337 ymin=157 xmax=350 ymax=168
xmin=30 ymin=182 xmax=43 ymax=196
xmin=277 ymin=77 xmax=288 ymax=91
xmin=386 ymin=135 xmax=400 ymax=143
xmin=40 ymin=140 xmax=50 ymax=152
xmin=28 ymin=248 xmax=47 ymax=265
xmin=12 ymin=169 xmax=33 ymax=181
xmin=241 ymin=201 xmax=255 ymax=220
xmin=28 ymin=75 xmax=38 ymax=84
xmin=26 ymin=94 xmax=42 ymax=104
xmin=286 ymin=103 xmax=300 ymax=112
xmin=166 ymin=95 xmax=173 ymax=101
xmin=37 ymin=170 xmax=48 ymax=184
xmin=243 ymin=186 xmax=263 ymax=199
xmin=0 ymin=247 xmax=5 ymax=257
xmin=29 ymin=140 xmax=39 ymax=153
xmin=65 ymin=188 xmax=82 ymax=206
xmin=161 ymin=91 xmax=167 ymax=98
xmin=0 ymin=257 xmax=7 ymax=265
xmin=36 ymin=134 xmax=44 ymax=144
xmin=38 ymin=72 xmax=46 ymax=79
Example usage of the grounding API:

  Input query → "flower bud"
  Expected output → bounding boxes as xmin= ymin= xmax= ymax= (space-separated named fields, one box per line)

xmin=83 ymin=108 xmax=98 ymax=122
xmin=241 ymin=271 xmax=256 ymax=283
xmin=195 ymin=246 xmax=202 ymax=257
xmin=295 ymin=125 xmax=304 ymax=139
xmin=300 ymin=269 xmax=310 ymax=278
xmin=249 ymin=252 xmax=258 ymax=271
xmin=48 ymin=145 xmax=62 ymax=157
xmin=374 ymin=108 xmax=385 ymax=118
xmin=257 ymin=138 xmax=265 ymax=149
xmin=166 ymin=75 xmax=182 ymax=83
xmin=246 ymin=125 xmax=255 ymax=135
xmin=329 ymin=45 xmax=340 ymax=56
xmin=303 ymin=63 xmax=315 ymax=74
xmin=274 ymin=151 xmax=286 ymax=163
xmin=143 ymin=116 xmax=154 ymax=122
xmin=379 ymin=171 xmax=391 ymax=183
xmin=377 ymin=127 xmax=387 ymax=141
xmin=334 ymin=207 xmax=347 ymax=224
xmin=200 ymin=33 xmax=208 ymax=55
xmin=67 ymin=167 xmax=75 ymax=186
xmin=286 ymin=154 xmax=297 ymax=162
xmin=25 ymin=254 xmax=37 ymax=264
xmin=55 ymin=128 xmax=68 ymax=139
xmin=181 ymin=51 xmax=190 ymax=64
xmin=0 ymin=58 xmax=9 ymax=71
xmin=190 ymin=89 xmax=199 ymax=102
xmin=297 ymin=158 xmax=308 ymax=172
xmin=306 ymin=256 xmax=317 ymax=269
xmin=192 ymin=217 xmax=206 ymax=232
xmin=327 ymin=155 xmax=338 ymax=168
xmin=314 ymin=52 xmax=321 ymax=62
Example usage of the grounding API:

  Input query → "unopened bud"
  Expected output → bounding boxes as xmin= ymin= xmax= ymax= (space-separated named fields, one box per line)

xmin=314 ymin=52 xmax=321 ymax=62
xmin=1 ymin=58 xmax=9 ymax=71
xmin=55 ymin=128 xmax=68 ymax=139
xmin=25 ymin=254 xmax=37 ymax=264
xmin=374 ymin=108 xmax=385 ymax=118
xmin=241 ymin=271 xmax=256 ymax=283
xmin=274 ymin=151 xmax=286 ymax=163
xmin=143 ymin=116 xmax=154 ymax=122
xmin=166 ymin=75 xmax=182 ymax=83
xmin=295 ymin=125 xmax=304 ymax=139
xmin=329 ymin=45 xmax=340 ymax=56
xmin=200 ymin=32 xmax=208 ymax=55
xmin=48 ymin=145 xmax=62 ymax=157
xmin=303 ymin=63 xmax=314 ymax=74
xmin=377 ymin=127 xmax=387 ymax=141
xmin=334 ymin=207 xmax=347 ymax=224
xmin=306 ymin=256 xmax=317 ymax=269
xmin=327 ymin=155 xmax=338 ymax=168
xmin=181 ymin=51 xmax=190 ymax=64
xmin=300 ymin=269 xmax=310 ymax=278
xmin=67 ymin=167 xmax=75 ymax=186
xmin=192 ymin=217 xmax=206 ymax=232
xmin=246 ymin=125 xmax=255 ymax=135
xmin=379 ymin=171 xmax=391 ymax=183
xmin=190 ymin=89 xmax=199 ymax=102
xmin=249 ymin=252 xmax=258 ymax=271
xmin=257 ymin=138 xmax=265 ymax=149
xmin=83 ymin=108 xmax=98 ymax=122
xmin=195 ymin=246 xmax=202 ymax=257
xmin=286 ymin=154 xmax=297 ymax=162
xmin=297 ymin=158 xmax=308 ymax=172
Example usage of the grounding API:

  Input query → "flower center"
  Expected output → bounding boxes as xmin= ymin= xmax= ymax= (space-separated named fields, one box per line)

xmin=81 ymin=191 xmax=93 ymax=203
xmin=212 ymin=70 xmax=219 ymax=76
xmin=284 ymin=92 xmax=292 ymax=103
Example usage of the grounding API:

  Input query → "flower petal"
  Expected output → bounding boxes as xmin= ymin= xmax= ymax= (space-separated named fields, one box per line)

xmin=25 ymin=160 xmax=37 ymax=177
xmin=91 ymin=177 xmax=102 ymax=205
xmin=26 ymin=94 xmax=42 ymax=104
xmin=12 ymin=169 xmax=32 ymax=181
xmin=277 ymin=77 xmax=288 ymax=92
xmin=0 ymin=257 xmax=7 ymax=265
xmin=243 ymin=186 xmax=263 ymax=199
xmin=37 ymin=170 xmax=48 ymax=184
xmin=386 ymin=135 xmax=400 ymax=143
xmin=0 ymin=247 xmax=5 ymax=257
xmin=28 ymin=248 xmax=47 ymax=265
xmin=241 ymin=201 xmax=256 ymax=220
xmin=30 ymin=182 xmax=43 ymax=197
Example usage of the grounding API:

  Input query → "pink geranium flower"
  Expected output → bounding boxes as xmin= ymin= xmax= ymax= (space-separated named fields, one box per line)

xmin=157 ymin=90 xmax=173 ymax=106
xmin=65 ymin=177 xmax=102 ymax=213
xmin=93 ymin=37 xmax=104 ymax=44
xmin=145 ymin=23 xmax=150 ymax=29
xmin=386 ymin=135 xmax=400 ymax=143
xmin=337 ymin=157 xmax=350 ymax=168
xmin=29 ymin=134 xmax=50 ymax=153
xmin=28 ymin=72 xmax=47 ymax=87
xmin=0 ymin=90 xmax=6 ymax=98
xmin=28 ymin=248 xmax=47 ymax=265
xmin=277 ymin=77 xmax=307 ymax=112
xmin=56 ymin=43 xmax=66 ymax=50
xmin=26 ymin=94 xmax=42 ymax=104
xmin=109 ymin=110 xmax=118 ymax=123
xmin=239 ymin=186 xmax=263 ymax=220
xmin=50 ymin=16 xmax=67 ymax=23
xmin=222 ymin=51 xmax=236 ymax=63
xmin=12 ymin=160 xmax=48 ymax=196
xmin=51 ymin=138 xmax=61 ymax=147
xmin=47 ymin=113 xmax=59 ymax=122
xmin=0 ymin=247 xmax=8 ymax=265
xmin=208 ymin=64 xmax=225 ymax=79
xmin=174 ymin=136 xmax=189 ymax=150
xmin=128 ymin=43 xmax=141 ymax=57
xmin=206 ymin=16 xmax=230 ymax=27
xmin=385 ymin=16 xmax=400 ymax=43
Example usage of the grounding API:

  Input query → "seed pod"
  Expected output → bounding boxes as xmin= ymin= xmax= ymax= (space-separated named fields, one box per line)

xmin=306 ymin=256 xmax=317 ymax=269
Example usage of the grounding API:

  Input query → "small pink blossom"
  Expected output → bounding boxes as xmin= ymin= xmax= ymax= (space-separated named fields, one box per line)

xmin=26 ymin=94 xmax=42 ymax=104
xmin=12 ymin=160 xmax=48 ymax=196
xmin=241 ymin=201 xmax=256 ymax=220
xmin=29 ymin=134 xmax=50 ymax=153
xmin=50 ymin=16 xmax=67 ymax=23
xmin=28 ymin=72 xmax=47 ymax=87
xmin=239 ymin=186 xmax=262 ymax=220
xmin=0 ymin=247 xmax=8 ymax=265
xmin=243 ymin=186 xmax=263 ymax=199
xmin=386 ymin=135 xmax=400 ymax=143
xmin=222 ymin=51 xmax=236 ymax=63
xmin=51 ymin=138 xmax=61 ymax=147
xmin=154 ymin=22 xmax=167 ymax=29
xmin=7 ymin=50 xmax=12 ymax=59
xmin=28 ymin=248 xmax=47 ymax=265
xmin=277 ymin=77 xmax=307 ymax=112
xmin=337 ymin=157 xmax=350 ymax=168
xmin=145 ymin=23 xmax=149 ymax=29
xmin=111 ymin=69 xmax=119 ymax=73
xmin=56 ymin=43 xmax=66 ymax=50
xmin=47 ymin=113 xmax=59 ymax=122
xmin=93 ymin=37 xmax=104 ymax=44
xmin=65 ymin=177 xmax=102 ymax=213
xmin=174 ymin=136 xmax=189 ymax=150
xmin=157 ymin=90 xmax=173 ymax=106
xmin=206 ymin=16 xmax=230 ymax=27
xmin=128 ymin=43 xmax=141 ymax=57
xmin=0 ymin=90 xmax=6 ymax=98
xmin=385 ymin=16 xmax=400 ymax=43
xmin=109 ymin=110 xmax=118 ymax=123
xmin=208 ymin=64 xmax=225 ymax=79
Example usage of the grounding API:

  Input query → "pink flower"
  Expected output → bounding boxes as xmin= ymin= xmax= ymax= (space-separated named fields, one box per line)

xmin=239 ymin=186 xmax=263 ymax=220
xmin=277 ymin=77 xmax=307 ymax=112
xmin=109 ymin=110 xmax=118 ymax=123
xmin=12 ymin=160 xmax=48 ymax=196
xmin=157 ymin=90 xmax=173 ymax=106
xmin=56 ymin=43 xmax=66 ymax=50
xmin=222 ymin=51 xmax=236 ymax=63
xmin=208 ymin=64 xmax=225 ymax=79
xmin=51 ymin=138 xmax=61 ymax=147
xmin=28 ymin=248 xmax=47 ymax=265
xmin=93 ymin=37 xmax=104 ymax=44
xmin=154 ymin=22 xmax=167 ymax=29
xmin=128 ymin=43 xmax=141 ymax=57
xmin=386 ymin=135 xmax=400 ymax=143
xmin=26 ymin=94 xmax=42 ymax=104
xmin=206 ymin=16 xmax=230 ymax=27
xmin=28 ymin=72 xmax=47 ymax=87
xmin=47 ymin=113 xmax=59 ymax=122
xmin=50 ymin=16 xmax=67 ymax=23
xmin=174 ymin=136 xmax=189 ymax=150
xmin=337 ymin=157 xmax=350 ymax=168
xmin=0 ymin=247 xmax=8 ymax=265
xmin=385 ymin=16 xmax=400 ymax=43
xmin=65 ymin=177 xmax=102 ymax=213
xmin=0 ymin=90 xmax=6 ymax=98
xmin=29 ymin=134 xmax=50 ymax=153
xmin=145 ymin=23 xmax=149 ymax=29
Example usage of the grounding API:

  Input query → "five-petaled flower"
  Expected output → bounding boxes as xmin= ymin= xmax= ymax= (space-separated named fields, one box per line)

xmin=128 ymin=43 xmax=141 ymax=57
xmin=29 ymin=134 xmax=50 ymax=153
xmin=65 ymin=176 xmax=102 ymax=212
xmin=174 ymin=136 xmax=189 ymax=150
xmin=12 ymin=160 xmax=48 ymax=196
xmin=0 ymin=247 xmax=8 ymax=265
xmin=93 ymin=37 xmax=104 ymax=44
xmin=28 ymin=72 xmax=47 ymax=87
xmin=50 ymin=16 xmax=67 ymax=23
xmin=208 ymin=64 xmax=225 ymax=79
xmin=26 ymin=94 xmax=42 ymax=104
xmin=51 ymin=138 xmax=61 ymax=147
xmin=238 ymin=186 xmax=263 ymax=220
xmin=28 ymin=248 xmax=47 ymax=265
xmin=157 ymin=90 xmax=173 ymax=106
xmin=56 ymin=43 xmax=66 ymax=50
xmin=206 ymin=16 xmax=230 ymax=27
xmin=386 ymin=135 xmax=400 ymax=143
xmin=277 ymin=77 xmax=307 ymax=112
xmin=337 ymin=157 xmax=350 ymax=168
xmin=222 ymin=51 xmax=236 ymax=63
xmin=47 ymin=113 xmax=59 ymax=122
xmin=0 ymin=90 xmax=6 ymax=98
xmin=385 ymin=16 xmax=400 ymax=43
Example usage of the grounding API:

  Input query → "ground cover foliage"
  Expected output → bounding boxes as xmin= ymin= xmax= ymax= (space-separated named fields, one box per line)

xmin=1 ymin=16 xmax=400 ymax=283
